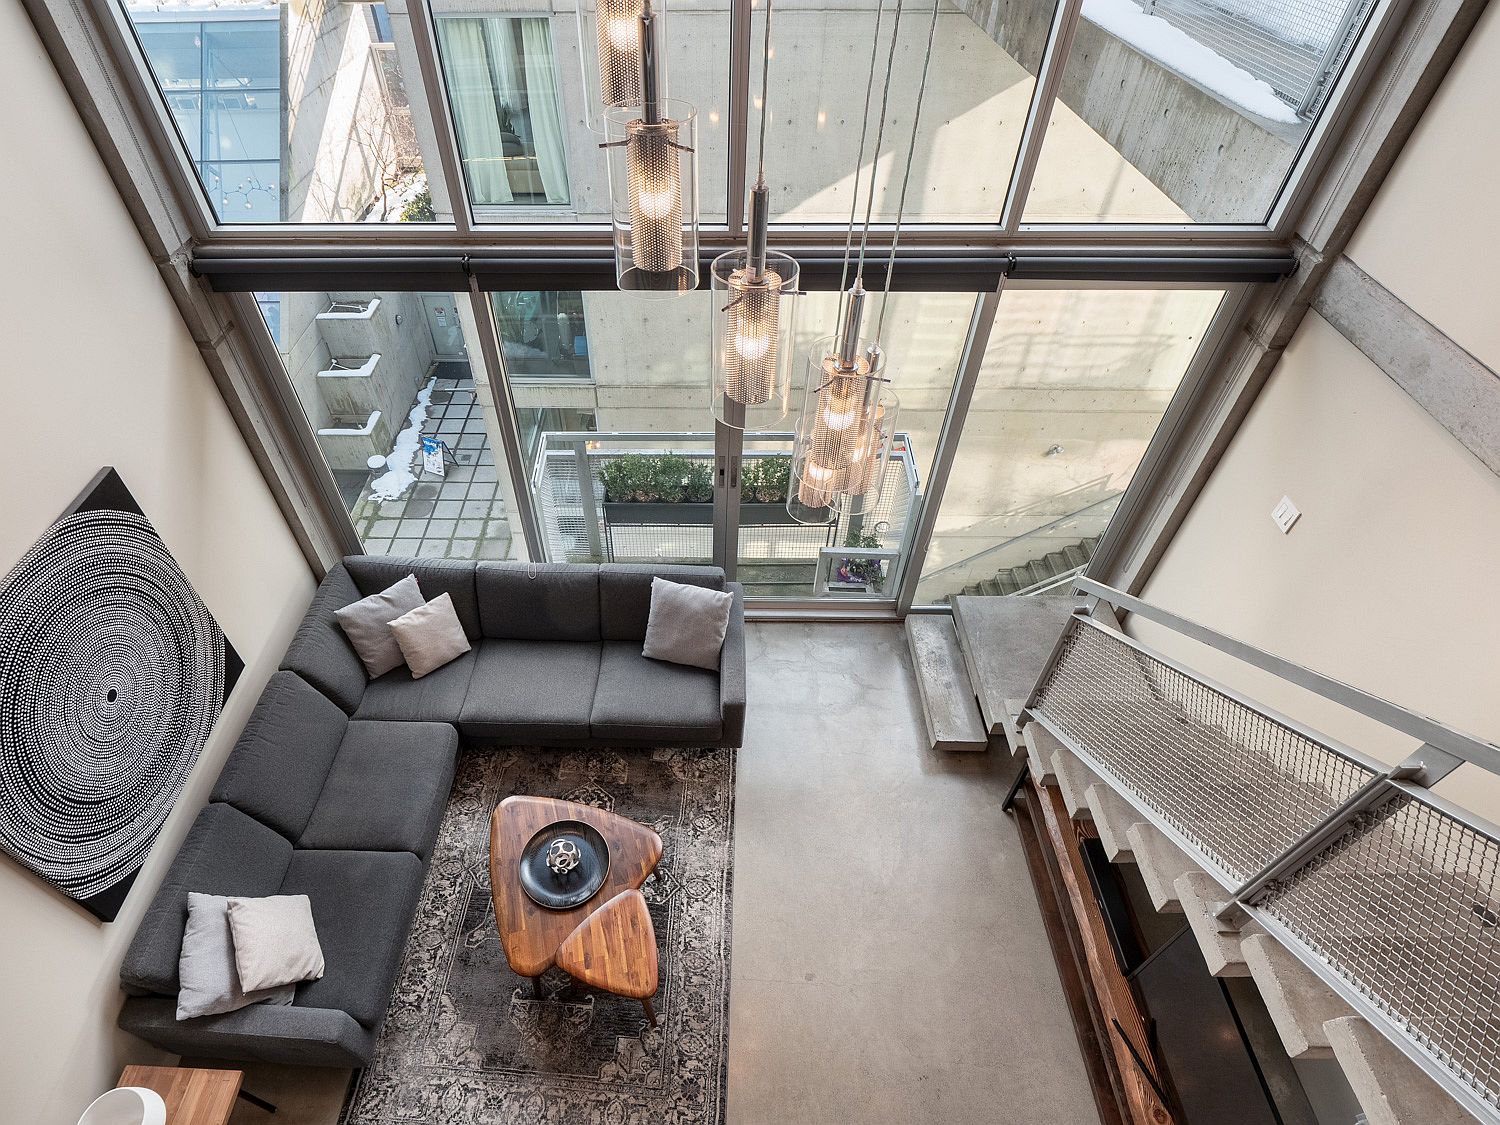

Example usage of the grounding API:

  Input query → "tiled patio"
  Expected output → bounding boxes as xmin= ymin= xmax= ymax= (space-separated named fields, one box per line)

xmin=348 ymin=376 xmax=517 ymax=560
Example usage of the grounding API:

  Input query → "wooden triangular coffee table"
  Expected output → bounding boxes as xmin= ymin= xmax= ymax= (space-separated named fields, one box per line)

xmin=489 ymin=795 xmax=663 ymax=991
xmin=556 ymin=889 xmax=660 ymax=1025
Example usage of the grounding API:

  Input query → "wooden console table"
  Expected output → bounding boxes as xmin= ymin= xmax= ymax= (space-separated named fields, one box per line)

xmin=117 ymin=1065 xmax=274 ymax=1122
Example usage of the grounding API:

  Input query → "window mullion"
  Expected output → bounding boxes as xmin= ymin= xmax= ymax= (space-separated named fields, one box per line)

xmin=405 ymin=0 xmax=474 ymax=234
xmin=998 ymin=0 xmax=1085 ymax=234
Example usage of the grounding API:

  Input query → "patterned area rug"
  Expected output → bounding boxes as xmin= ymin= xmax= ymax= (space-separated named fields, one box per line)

xmin=342 ymin=746 xmax=736 ymax=1125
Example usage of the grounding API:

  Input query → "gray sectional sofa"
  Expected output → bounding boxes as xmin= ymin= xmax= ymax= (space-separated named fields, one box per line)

xmin=117 ymin=558 xmax=744 ymax=1066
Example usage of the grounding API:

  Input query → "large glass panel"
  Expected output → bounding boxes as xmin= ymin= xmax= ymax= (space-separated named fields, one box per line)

xmin=125 ymin=3 xmax=436 ymax=224
xmin=433 ymin=0 xmax=729 ymax=224
xmin=496 ymin=290 xmax=719 ymax=564
xmin=258 ymin=291 xmax=524 ymax=559
xmin=1022 ymin=0 xmax=1381 ymax=223
xmin=734 ymin=291 xmax=972 ymax=597
xmin=753 ymin=0 xmax=1053 ymax=223
xmin=913 ymin=286 xmax=1226 ymax=603
xmin=494 ymin=289 xmax=970 ymax=593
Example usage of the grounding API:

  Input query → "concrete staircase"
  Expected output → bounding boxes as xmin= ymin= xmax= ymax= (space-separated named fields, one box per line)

xmin=904 ymin=597 xmax=1479 ymax=1124
xmin=1029 ymin=731 xmax=1477 ymax=1124
xmin=959 ymin=537 xmax=1098 ymax=597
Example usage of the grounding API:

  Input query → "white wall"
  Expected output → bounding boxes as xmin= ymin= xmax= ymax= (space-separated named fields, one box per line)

xmin=1135 ymin=2 xmax=1500 ymax=822
xmin=0 ymin=10 xmax=315 ymax=1123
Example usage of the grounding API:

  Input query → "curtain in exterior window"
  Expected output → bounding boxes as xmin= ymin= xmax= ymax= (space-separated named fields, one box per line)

xmin=519 ymin=19 xmax=571 ymax=205
xmin=438 ymin=18 xmax=514 ymax=204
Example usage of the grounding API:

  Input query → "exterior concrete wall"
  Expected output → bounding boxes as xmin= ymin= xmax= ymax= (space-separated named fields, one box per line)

xmin=956 ymin=0 xmax=1300 ymax=221
xmin=1136 ymin=4 xmax=1500 ymax=825
xmin=283 ymin=0 xmax=391 ymax=222
xmin=0 ymin=7 xmax=315 ymax=1121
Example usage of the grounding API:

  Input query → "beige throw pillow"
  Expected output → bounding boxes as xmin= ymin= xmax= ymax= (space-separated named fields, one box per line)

xmin=334 ymin=574 xmax=425 ymax=677
xmin=642 ymin=577 xmax=732 ymax=670
xmin=226 ymin=894 xmax=326 ymax=993
xmin=175 ymin=893 xmax=296 ymax=1021
xmin=389 ymin=592 xmax=472 ymax=678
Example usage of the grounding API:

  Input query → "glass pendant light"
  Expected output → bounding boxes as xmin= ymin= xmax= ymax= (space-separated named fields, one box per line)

xmin=786 ymin=0 xmax=937 ymax=525
xmin=601 ymin=0 xmax=698 ymax=296
xmin=710 ymin=0 xmax=799 ymax=427
xmin=576 ymin=0 xmax=668 ymax=132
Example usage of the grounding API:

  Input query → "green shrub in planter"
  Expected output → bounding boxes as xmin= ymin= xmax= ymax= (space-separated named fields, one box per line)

xmin=741 ymin=455 xmax=791 ymax=503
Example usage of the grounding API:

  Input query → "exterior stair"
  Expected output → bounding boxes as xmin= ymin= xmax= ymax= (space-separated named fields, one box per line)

xmin=960 ymin=536 xmax=1100 ymax=597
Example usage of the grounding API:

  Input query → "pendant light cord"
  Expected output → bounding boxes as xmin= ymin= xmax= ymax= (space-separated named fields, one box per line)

xmin=838 ymin=0 xmax=888 ymax=326
xmin=876 ymin=0 xmax=940 ymax=341
xmin=854 ymin=0 xmax=905 ymax=285
xmin=755 ymin=0 xmax=774 ymax=180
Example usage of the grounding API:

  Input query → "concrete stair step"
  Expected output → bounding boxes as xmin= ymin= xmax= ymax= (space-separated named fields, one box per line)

xmin=1124 ymin=822 xmax=1200 ymax=913
xmin=1062 ymin=543 xmax=1089 ymax=569
xmin=904 ymin=616 xmax=989 ymax=753
xmin=1022 ymin=722 xmax=1063 ymax=784
xmin=1051 ymin=747 xmax=1102 ymax=821
xmin=949 ymin=595 xmax=1077 ymax=738
xmin=1176 ymin=870 xmax=1261 ymax=977
xmin=1325 ymin=1016 xmax=1473 ymax=1125
xmin=1241 ymin=934 xmax=1350 ymax=1059
xmin=1083 ymin=783 xmax=1138 ymax=862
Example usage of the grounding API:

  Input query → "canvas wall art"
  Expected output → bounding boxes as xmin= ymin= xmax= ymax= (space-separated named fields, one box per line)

xmin=0 ymin=468 xmax=241 ymax=921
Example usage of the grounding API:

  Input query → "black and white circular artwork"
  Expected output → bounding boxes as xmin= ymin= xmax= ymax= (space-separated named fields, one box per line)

xmin=0 ymin=469 xmax=241 ymax=921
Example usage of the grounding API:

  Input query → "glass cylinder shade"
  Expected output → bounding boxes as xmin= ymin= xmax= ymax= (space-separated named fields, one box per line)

xmin=575 ymin=0 xmax=669 ymax=133
xmin=604 ymin=101 xmax=699 ymax=297
xmin=786 ymin=337 xmax=886 ymax=524
xmin=709 ymin=249 xmax=799 ymax=427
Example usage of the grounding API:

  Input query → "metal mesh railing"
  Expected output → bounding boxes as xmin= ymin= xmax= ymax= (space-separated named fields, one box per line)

xmin=1031 ymin=617 xmax=1378 ymax=883
xmin=532 ymin=435 xmax=916 ymax=574
xmin=1259 ymin=793 xmax=1500 ymax=1110
xmin=1143 ymin=0 xmax=1377 ymax=115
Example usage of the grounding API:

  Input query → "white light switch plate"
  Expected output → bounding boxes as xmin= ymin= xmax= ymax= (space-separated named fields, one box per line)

xmin=1271 ymin=495 xmax=1301 ymax=534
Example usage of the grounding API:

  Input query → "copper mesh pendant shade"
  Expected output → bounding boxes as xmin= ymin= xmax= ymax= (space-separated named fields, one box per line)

xmin=709 ymin=239 xmax=799 ymax=425
xmin=594 ymin=0 xmax=645 ymax=109
xmin=787 ymin=333 xmax=885 ymax=523
xmin=602 ymin=0 xmax=698 ymax=296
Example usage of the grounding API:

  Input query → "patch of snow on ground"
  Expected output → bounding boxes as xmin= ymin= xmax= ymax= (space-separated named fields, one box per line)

xmin=368 ymin=376 xmax=436 ymax=500
xmin=364 ymin=171 xmax=429 ymax=224
xmin=1082 ymin=0 xmax=1301 ymax=124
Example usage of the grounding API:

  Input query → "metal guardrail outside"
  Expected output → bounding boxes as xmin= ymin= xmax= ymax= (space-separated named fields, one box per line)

xmin=1019 ymin=577 xmax=1500 ymax=1124
xmin=1142 ymin=0 xmax=1378 ymax=116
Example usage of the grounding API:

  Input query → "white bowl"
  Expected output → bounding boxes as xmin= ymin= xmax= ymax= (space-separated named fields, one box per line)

xmin=76 ymin=1086 xmax=168 ymax=1125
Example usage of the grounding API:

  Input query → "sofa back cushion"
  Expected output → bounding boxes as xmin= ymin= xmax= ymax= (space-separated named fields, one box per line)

xmin=477 ymin=562 xmax=600 ymax=641
xmin=344 ymin=556 xmax=482 ymax=640
xmin=211 ymin=672 xmax=348 ymax=839
xmin=599 ymin=563 xmax=726 ymax=642
xmin=120 ymin=803 xmax=293 ymax=997
xmin=280 ymin=564 xmax=368 ymax=714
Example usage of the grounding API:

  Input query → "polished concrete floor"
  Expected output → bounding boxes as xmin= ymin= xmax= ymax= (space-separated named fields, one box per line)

xmin=226 ymin=622 xmax=1099 ymax=1124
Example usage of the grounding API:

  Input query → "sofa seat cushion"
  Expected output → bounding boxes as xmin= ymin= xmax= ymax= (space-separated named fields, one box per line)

xmin=590 ymin=641 xmax=722 ymax=743
xmin=458 ymin=640 xmax=602 ymax=744
xmin=353 ymin=648 xmax=477 ymax=723
xmin=298 ymin=721 xmax=458 ymax=859
xmin=211 ymin=671 xmax=348 ymax=839
xmin=278 ymin=849 xmax=425 ymax=1028
xmin=280 ymin=564 xmax=368 ymax=714
xmin=120 ymin=804 xmax=294 ymax=996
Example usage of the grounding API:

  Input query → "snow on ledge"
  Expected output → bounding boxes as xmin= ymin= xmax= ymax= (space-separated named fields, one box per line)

xmin=1082 ymin=0 xmax=1301 ymax=125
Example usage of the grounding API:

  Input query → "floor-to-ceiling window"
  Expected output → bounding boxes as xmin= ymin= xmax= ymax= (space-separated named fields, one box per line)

xmin=105 ymin=0 xmax=1397 ymax=609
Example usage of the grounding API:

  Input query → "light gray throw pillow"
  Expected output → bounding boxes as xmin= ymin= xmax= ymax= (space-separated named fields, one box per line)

xmin=176 ymin=892 xmax=295 ymax=1021
xmin=389 ymin=592 xmax=473 ymax=679
xmin=227 ymin=894 xmax=326 ymax=993
xmin=642 ymin=576 xmax=732 ymax=670
xmin=334 ymin=574 xmax=425 ymax=677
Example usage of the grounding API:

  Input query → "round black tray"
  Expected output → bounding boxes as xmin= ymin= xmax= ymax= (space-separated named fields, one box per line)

xmin=519 ymin=820 xmax=610 ymax=910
